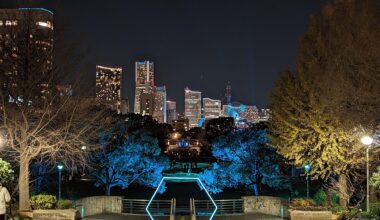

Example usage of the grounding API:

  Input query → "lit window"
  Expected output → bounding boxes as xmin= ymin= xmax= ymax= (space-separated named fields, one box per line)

xmin=37 ymin=21 xmax=53 ymax=29
xmin=0 ymin=21 xmax=2 ymax=26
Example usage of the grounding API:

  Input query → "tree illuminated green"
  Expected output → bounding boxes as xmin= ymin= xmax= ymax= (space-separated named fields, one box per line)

xmin=270 ymin=0 xmax=380 ymax=206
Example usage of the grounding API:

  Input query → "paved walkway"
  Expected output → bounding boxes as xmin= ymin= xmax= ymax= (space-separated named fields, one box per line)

xmin=83 ymin=213 xmax=284 ymax=220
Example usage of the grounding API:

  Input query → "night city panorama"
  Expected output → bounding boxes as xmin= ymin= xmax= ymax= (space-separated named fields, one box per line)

xmin=0 ymin=1 xmax=379 ymax=220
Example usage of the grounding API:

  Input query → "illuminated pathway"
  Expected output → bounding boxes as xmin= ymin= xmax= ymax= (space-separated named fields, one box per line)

xmin=84 ymin=213 xmax=284 ymax=220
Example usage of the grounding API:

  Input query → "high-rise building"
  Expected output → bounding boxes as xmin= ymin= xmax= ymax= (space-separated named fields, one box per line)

xmin=184 ymin=87 xmax=202 ymax=128
xmin=153 ymin=86 xmax=166 ymax=123
xmin=95 ymin=65 xmax=122 ymax=110
xmin=203 ymin=98 xmax=221 ymax=119
xmin=140 ymin=92 xmax=154 ymax=116
xmin=166 ymin=100 xmax=177 ymax=125
xmin=134 ymin=61 xmax=154 ymax=114
xmin=0 ymin=8 xmax=54 ymax=99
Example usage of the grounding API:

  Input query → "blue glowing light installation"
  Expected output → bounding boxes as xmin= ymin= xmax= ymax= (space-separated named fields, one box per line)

xmin=18 ymin=8 xmax=54 ymax=15
xmin=146 ymin=177 xmax=218 ymax=220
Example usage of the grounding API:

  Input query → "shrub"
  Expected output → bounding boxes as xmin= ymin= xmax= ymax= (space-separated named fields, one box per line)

xmin=30 ymin=195 xmax=57 ymax=210
xmin=313 ymin=189 xmax=327 ymax=206
xmin=331 ymin=193 xmax=340 ymax=205
xmin=369 ymin=202 xmax=380 ymax=218
xmin=56 ymin=199 xmax=73 ymax=209
xmin=360 ymin=211 xmax=376 ymax=219
xmin=330 ymin=205 xmax=348 ymax=214
xmin=291 ymin=198 xmax=316 ymax=207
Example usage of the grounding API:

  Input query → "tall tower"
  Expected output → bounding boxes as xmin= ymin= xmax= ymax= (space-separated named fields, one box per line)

xmin=223 ymin=81 xmax=232 ymax=105
xmin=134 ymin=61 xmax=154 ymax=114
xmin=95 ymin=65 xmax=122 ymax=110
xmin=184 ymin=87 xmax=202 ymax=128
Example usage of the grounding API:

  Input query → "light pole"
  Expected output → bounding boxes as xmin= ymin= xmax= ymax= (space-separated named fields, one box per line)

xmin=361 ymin=135 xmax=374 ymax=213
xmin=57 ymin=164 xmax=64 ymax=200
xmin=304 ymin=163 xmax=311 ymax=198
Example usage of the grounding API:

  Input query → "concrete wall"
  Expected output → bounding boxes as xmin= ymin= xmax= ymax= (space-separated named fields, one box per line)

xmin=33 ymin=209 xmax=78 ymax=220
xmin=242 ymin=196 xmax=289 ymax=218
xmin=289 ymin=210 xmax=332 ymax=220
xmin=75 ymin=196 xmax=123 ymax=217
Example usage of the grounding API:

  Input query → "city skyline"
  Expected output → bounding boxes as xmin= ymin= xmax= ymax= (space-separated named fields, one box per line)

xmin=0 ymin=0 xmax=328 ymax=112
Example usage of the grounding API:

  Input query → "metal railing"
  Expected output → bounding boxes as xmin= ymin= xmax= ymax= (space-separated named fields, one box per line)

xmin=122 ymin=198 xmax=244 ymax=217
xmin=190 ymin=198 xmax=196 ymax=220
xmin=122 ymin=199 xmax=172 ymax=216
xmin=170 ymin=198 xmax=176 ymax=220
xmin=194 ymin=199 xmax=244 ymax=216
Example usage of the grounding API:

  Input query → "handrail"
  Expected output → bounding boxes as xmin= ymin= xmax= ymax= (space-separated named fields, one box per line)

xmin=169 ymin=198 xmax=176 ymax=220
xmin=123 ymin=199 xmax=172 ymax=216
xmin=194 ymin=199 xmax=244 ymax=215
xmin=190 ymin=198 xmax=196 ymax=220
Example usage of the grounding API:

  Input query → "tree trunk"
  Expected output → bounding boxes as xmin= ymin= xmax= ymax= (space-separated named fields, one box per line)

xmin=106 ymin=185 xmax=111 ymax=196
xmin=338 ymin=174 xmax=348 ymax=207
xmin=19 ymin=156 xmax=31 ymax=211
xmin=252 ymin=184 xmax=259 ymax=196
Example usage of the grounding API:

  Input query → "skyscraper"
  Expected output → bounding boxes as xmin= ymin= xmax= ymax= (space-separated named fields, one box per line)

xmin=0 ymin=8 xmax=53 ymax=100
xmin=134 ymin=61 xmax=154 ymax=114
xmin=153 ymin=86 xmax=167 ymax=123
xmin=95 ymin=65 xmax=122 ymax=110
xmin=203 ymin=98 xmax=221 ymax=119
xmin=140 ymin=92 xmax=154 ymax=116
xmin=184 ymin=87 xmax=202 ymax=128
xmin=166 ymin=100 xmax=177 ymax=125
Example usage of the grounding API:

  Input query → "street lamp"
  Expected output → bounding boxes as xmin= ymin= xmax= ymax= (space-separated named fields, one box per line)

xmin=361 ymin=135 xmax=374 ymax=213
xmin=304 ymin=163 xmax=311 ymax=198
xmin=57 ymin=164 xmax=64 ymax=200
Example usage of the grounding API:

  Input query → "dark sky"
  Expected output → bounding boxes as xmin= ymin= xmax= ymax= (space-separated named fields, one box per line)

xmin=1 ymin=0 xmax=327 ymax=111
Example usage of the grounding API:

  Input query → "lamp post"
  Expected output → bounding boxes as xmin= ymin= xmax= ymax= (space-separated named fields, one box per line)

xmin=304 ymin=163 xmax=311 ymax=198
xmin=57 ymin=164 xmax=64 ymax=200
xmin=361 ymin=135 xmax=374 ymax=213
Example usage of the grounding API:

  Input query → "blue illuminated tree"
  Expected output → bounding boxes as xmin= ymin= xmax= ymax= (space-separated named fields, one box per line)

xmin=199 ymin=124 xmax=288 ymax=196
xmin=92 ymin=133 xmax=169 ymax=195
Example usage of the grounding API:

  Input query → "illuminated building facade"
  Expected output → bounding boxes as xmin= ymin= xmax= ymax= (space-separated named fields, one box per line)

xmin=166 ymin=100 xmax=177 ymax=125
xmin=152 ymin=86 xmax=167 ymax=123
xmin=203 ymin=98 xmax=221 ymax=119
xmin=0 ymin=8 xmax=53 ymax=100
xmin=134 ymin=61 xmax=154 ymax=114
xmin=184 ymin=87 xmax=202 ymax=128
xmin=139 ymin=85 xmax=155 ymax=116
xmin=222 ymin=102 xmax=263 ymax=127
xmin=95 ymin=65 xmax=122 ymax=110
xmin=172 ymin=117 xmax=189 ymax=131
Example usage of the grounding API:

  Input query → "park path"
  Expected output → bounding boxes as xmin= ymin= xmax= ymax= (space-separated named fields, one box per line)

xmin=83 ymin=213 xmax=284 ymax=220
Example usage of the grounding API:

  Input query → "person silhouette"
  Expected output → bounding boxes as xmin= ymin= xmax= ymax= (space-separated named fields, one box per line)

xmin=0 ymin=181 xmax=11 ymax=220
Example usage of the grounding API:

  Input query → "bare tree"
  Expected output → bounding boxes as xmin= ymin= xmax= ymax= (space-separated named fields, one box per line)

xmin=0 ymin=9 xmax=107 ymax=211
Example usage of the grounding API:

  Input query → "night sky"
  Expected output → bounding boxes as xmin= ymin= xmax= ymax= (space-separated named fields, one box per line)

xmin=1 ymin=0 xmax=327 ymax=112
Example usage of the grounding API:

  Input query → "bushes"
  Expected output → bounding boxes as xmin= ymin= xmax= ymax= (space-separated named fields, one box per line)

xmin=369 ymin=202 xmax=380 ymax=217
xmin=30 ymin=195 xmax=73 ymax=210
xmin=313 ymin=189 xmax=327 ymax=206
xmin=30 ymin=195 xmax=57 ymax=210
xmin=56 ymin=199 xmax=73 ymax=209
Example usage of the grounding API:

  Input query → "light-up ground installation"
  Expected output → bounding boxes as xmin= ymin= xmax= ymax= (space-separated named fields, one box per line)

xmin=146 ymin=175 xmax=217 ymax=220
